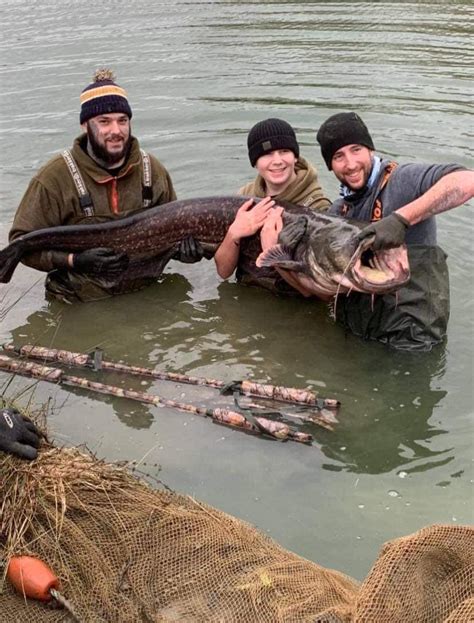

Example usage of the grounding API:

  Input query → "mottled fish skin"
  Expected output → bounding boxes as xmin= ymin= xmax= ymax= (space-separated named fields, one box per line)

xmin=0 ymin=196 xmax=309 ymax=283
xmin=0 ymin=196 xmax=409 ymax=294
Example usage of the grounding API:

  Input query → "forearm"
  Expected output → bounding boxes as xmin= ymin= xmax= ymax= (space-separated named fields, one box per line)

xmin=214 ymin=229 xmax=241 ymax=278
xmin=396 ymin=170 xmax=474 ymax=225
xmin=20 ymin=249 xmax=70 ymax=273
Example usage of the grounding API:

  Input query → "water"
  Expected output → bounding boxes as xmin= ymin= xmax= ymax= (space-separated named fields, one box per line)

xmin=0 ymin=0 xmax=473 ymax=580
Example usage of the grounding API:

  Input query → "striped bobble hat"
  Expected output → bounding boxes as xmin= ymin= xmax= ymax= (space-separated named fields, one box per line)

xmin=80 ymin=69 xmax=132 ymax=124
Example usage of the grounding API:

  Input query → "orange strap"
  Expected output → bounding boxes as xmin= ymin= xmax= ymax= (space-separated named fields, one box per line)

xmin=109 ymin=178 xmax=119 ymax=214
xmin=371 ymin=161 xmax=398 ymax=222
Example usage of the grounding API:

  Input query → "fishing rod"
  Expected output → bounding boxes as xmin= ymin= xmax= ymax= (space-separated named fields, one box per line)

xmin=3 ymin=343 xmax=339 ymax=429
xmin=0 ymin=354 xmax=312 ymax=445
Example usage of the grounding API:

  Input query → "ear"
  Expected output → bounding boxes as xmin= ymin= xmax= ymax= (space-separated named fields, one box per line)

xmin=81 ymin=122 xmax=88 ymax=133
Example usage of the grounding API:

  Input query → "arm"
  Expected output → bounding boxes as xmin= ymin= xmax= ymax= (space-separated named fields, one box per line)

xmin=359 ymin=170 xmax=474 ymax=250
xmin=214 ymin=197 xmax=275 ymax=278
xmin=9 ymin=178 xmax=71 ymax=272
xmin=396 ymin=170 xmax=474 ymax=225
xmin=10 ymin=179 xmax=128 ymax=276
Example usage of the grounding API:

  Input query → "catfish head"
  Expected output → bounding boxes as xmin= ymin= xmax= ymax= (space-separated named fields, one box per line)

xmin=256 ymin=212 xmax=410 ymax=298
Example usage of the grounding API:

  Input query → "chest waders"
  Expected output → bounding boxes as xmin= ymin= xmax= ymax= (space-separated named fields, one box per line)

xmin=61 ymin=148 xmax=153 ymax=217
xmin=46 ymin=150 xmax=156 ymax=303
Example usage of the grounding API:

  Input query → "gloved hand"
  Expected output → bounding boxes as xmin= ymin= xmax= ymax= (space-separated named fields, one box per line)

xmin=278 ymin=215 xmax=308 ymax=250
xmin=72 ymin=248 xmax=129 ymax=277
xmin=357 ymin=213 xmax=409 ymax=250
xmin=0 ymin=407 xmax=41 ymax=460
xmin=174 ymin=236 xmax=204 ymax=264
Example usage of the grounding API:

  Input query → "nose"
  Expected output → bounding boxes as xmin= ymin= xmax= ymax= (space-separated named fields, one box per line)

xmin=344 ymin=153 xmax=359 ymax=170
xmin=109 ymin=121 xmax=123 ymax=134
xmin=271 ymin=151 xmax=284 ymax=163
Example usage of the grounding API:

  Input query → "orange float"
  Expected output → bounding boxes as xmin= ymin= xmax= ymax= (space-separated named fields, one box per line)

xmin=7 ymin=555 xmax=59 ymax=602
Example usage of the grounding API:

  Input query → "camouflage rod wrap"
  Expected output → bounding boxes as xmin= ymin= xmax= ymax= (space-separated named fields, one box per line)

xmin=2 ymin=343 xmax=340 ymax=409
xmin=0 ymin=355 xmax=312 ymax=445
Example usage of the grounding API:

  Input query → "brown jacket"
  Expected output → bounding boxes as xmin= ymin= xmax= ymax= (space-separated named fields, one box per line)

xmin=238 ymin=156 xmax=330 ymax=211
xmin=9 ymin=134 xmax=176 ymax=273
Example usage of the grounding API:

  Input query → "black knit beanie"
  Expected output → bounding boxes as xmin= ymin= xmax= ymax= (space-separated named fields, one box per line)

xmin=316 ymin=112 xmax=375 ymax=170
xmin=80 ymin=69 xmax=132 ymax=124
xmin=247 ymin=118 xmax=300 ymax=167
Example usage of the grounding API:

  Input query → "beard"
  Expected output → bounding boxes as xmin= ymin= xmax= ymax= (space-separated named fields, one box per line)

xmin=86 ymin=122 xmax=132 ymax=166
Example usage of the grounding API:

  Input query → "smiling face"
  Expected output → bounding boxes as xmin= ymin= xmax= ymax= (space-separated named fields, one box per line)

xmin=255 ymin=149 xmax=297 ymax=195
xmin=331 ymin=144 xmax=374 ymax=191
xmin=84 ymin=113 xmax=131 ymax=166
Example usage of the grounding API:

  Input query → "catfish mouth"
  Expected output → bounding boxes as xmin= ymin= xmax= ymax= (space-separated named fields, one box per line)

xmin=341 ymin=236 xmax=410 ymax=294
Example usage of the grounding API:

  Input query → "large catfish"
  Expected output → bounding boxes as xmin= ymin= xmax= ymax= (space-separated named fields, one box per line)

xmin=0 ymin=196 xmax=409 ymax=296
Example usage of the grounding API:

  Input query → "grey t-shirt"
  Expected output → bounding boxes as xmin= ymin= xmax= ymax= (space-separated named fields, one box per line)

xmin=329 ymin=160 xmax=463 ymax=245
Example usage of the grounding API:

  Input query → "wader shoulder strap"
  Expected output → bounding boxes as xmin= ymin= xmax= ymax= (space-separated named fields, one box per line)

xmin=371 ymin=161 xmax=398 ymax=222
xmin=62 ymin=150 xmax=95 ymax=217
xmin=140 ymin=149 xmax=153 ymax=208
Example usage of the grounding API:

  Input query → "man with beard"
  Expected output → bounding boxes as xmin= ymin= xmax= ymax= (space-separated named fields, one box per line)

xmin=9 ymin=69 xmax=202 ymax=303
xmin=278 ymin=111 xmax=473 ymax=350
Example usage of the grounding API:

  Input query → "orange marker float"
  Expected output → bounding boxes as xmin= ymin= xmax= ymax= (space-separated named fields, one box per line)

xmin=7 ymin=555 xmax=59 ymax=602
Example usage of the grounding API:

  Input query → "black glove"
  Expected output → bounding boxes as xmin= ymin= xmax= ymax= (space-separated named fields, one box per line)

xmin=174 ymin=236 xmax=204 ymax=264
xmin=357 ymin=213 xmax=409 ymax=250
xmin=72 ymin=247 xmax=129 ymax=277
xmin=0 ymin=407 xmax=41 ymax=460
xmin=278 ymin=216 xmax=308 ymax=250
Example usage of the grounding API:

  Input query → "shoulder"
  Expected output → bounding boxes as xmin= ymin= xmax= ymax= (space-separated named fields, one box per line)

xmin=29 ymin=151 xmax=70 ymax=190
xmin=390 ymin=162 xmax=465 ymax=186
xmin=147 ymin=153 xmax=172 ymax=175
xmin=238 ymin=180 xmax=256 ymax=196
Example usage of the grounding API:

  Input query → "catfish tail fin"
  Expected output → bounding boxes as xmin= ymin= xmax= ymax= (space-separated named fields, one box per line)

xmin=0 ymin=241 xmax=23 ymax=283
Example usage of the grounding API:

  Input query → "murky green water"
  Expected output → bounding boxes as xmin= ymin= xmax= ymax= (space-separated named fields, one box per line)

xmin=0 ymin=1 xmax=472 ymax=580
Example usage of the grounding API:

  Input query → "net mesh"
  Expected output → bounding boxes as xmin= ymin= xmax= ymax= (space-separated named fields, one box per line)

xmin=1 ymin=445 xmax=472 ymax=622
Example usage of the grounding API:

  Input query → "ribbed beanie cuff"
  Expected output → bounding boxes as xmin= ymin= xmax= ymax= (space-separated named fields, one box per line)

xmin=247 ymin=118 xmax=299 ymax=167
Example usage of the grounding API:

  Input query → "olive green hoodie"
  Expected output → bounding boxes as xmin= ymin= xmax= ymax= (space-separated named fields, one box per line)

xmin=10 ymin=134 xmax=176 ymax=273
xmin=9 ymin=135 xmax=176 ymax=302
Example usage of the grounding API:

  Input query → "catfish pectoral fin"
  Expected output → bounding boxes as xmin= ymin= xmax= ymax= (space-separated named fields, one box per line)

xmin=256 ymin=244 xmax=305 ymax=271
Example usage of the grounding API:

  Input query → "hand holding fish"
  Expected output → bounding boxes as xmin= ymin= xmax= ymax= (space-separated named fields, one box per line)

xmin=357 ymin=212 xmax=409 ymax=251
xmin=174 ymin=236 xmax=205 ymax=264
xmin=72 ymin=247 xmax=129 ymax=278
xmin=228 ymin=197 xmax=275 ymax=240
xmin=260 ymin=206 xmax=284 ymax=250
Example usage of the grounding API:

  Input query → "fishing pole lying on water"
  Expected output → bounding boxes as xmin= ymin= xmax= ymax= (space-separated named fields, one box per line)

xmin=2 ymin=343 xmax=339 ymax=431
xmin=0 ymin=353 xmax=312 ymax=445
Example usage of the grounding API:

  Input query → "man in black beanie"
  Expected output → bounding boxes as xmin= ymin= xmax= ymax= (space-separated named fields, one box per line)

xmin=215 ymin=118 xmax=330 ymax=288
xmin=9 ymin=69 xmax=203 ymax=303
xmin=306 ymin=111 xmax=473 ymax=350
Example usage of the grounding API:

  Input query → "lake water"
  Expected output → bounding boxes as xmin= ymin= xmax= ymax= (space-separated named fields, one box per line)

xmin=0 ymin=0 xmax=473 ymax=581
